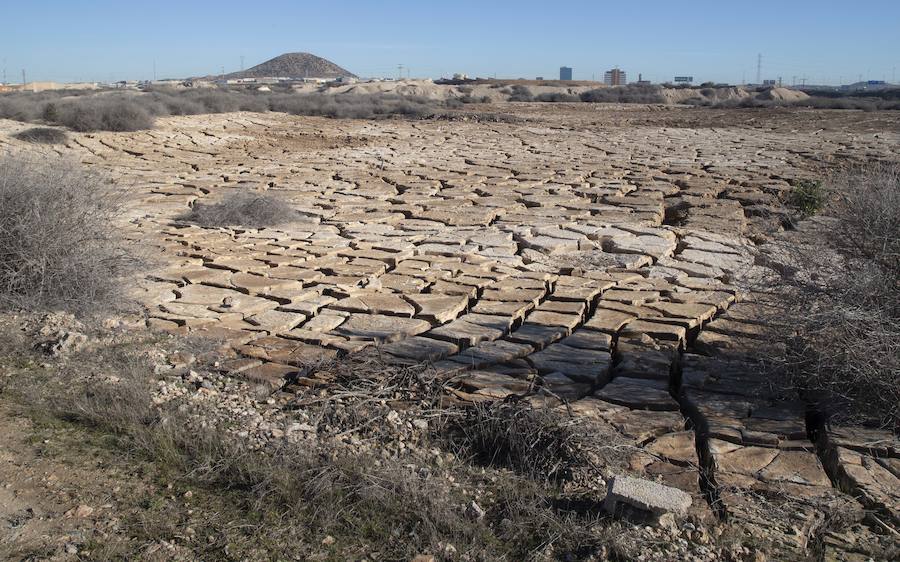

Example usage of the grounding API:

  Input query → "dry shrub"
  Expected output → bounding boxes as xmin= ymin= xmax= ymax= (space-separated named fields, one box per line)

xmin=0 ymin=94 xmax=44 ymax=121
xmin=268 ymin=92 xmax=440 ymax=119
xmin=0 ymin=155 xmax=137 ymax=315
xmin=507 ymin=85 xmax=534 ymax=102
xmin=11 ymin=127 xmax=68 ymax=144
xmin=535 ymin=92 xmax=580 ymax=103
xmin=710 ymin=96 xmax=900 ymax=111
xmin=1 ymin=89 xmax=447 ymax=131
xmin=443 ymin=401 xmax=598 ymax=482
xmin=771 ymin=163 xmax=899 ymax=430
xmin=181 ymin=191 xmax=297 ymax=228
xmin=55 ymin=96 xmax=155 ymax=132
xmin=580 ymin=86 xmax=666 ymax=104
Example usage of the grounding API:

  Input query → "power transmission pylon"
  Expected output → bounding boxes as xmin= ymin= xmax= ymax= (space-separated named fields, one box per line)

xmin=756 ymin=53 xmax=761 ymax=85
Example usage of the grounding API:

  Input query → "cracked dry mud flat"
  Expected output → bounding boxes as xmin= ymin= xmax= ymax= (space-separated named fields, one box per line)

xmin=3 ymin=105 xmax=898 ymax=555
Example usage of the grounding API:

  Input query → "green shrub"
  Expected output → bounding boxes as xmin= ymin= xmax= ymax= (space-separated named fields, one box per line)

xmin=787 ymin=179 xmax=827 ymax=218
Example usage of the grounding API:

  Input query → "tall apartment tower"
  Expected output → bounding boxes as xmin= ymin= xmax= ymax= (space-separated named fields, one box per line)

xmin=604 ymin=68 xmax=626 ymax=86
xmin=559 ymin=66 xmax=573 ymax=81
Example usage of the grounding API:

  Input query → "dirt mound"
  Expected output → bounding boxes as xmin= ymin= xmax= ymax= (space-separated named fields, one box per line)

xmin=662 ymin=86 xmax=810 ymax=105
xmin=757 ymin=87 xmax=809 ymax=102
xmin=330 ymin=80 xmax=451 ymax=100
xmin=227 ymin=53 xmax=356 ymax=80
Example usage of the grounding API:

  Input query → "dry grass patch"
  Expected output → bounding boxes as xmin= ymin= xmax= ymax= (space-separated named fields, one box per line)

xmin=0 ymin=335 xmax=653 ymax=560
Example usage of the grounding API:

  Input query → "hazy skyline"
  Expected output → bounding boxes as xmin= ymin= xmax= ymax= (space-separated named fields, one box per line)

xmin=2 ymin=0 xmax=898 ymax=85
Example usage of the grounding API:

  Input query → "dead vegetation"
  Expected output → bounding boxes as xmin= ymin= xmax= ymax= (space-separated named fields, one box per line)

xmin=0 ymin=89 xmax=450 ymax=131
xmin=769 ymin=163 xmax=900 ymax=430
xmin=0 ymin=330 xmax=663 ymax=560
xmin=579 ymin=86 xmax=667 ymax=104
xmin=11 ymin=126 xmax=69 ymax=144
xmin=0 ymin=155 xmax=138 ymax=315
xmin=180 ymin=191 xmax=298 ymax=228
xmin=694 ymin=96 xmax=900 ymax=111
xmin=443 ymin=402 xmax=598 ymax=482
xmin=267 ymin=92 xmax=441 ymax=119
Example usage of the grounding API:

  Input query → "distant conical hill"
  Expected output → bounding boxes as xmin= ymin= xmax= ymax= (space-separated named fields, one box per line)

xmin=225 ymin=52 xmax=356 ymax=79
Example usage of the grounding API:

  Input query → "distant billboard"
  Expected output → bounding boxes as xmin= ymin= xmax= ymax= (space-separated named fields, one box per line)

xmin=867 ymin=80 xmax=886 ymax=85
xmin=673 ymin=76 xmax=693 ymax=83
xmin=763 ymin=79 xmax=777 ymax=86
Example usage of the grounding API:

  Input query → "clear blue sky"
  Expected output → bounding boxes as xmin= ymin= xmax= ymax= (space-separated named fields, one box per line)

xmin=2 ymin=0 xmax=898 ymax=85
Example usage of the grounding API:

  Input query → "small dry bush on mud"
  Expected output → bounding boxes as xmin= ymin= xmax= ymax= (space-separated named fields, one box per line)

xmin=181 ymin=191 xmax=297 ymax=228
xmin=0 ymin=155 xmax=136 ymax=315
xmin=11 ymin=127 xmax=68 ymax=144
xmin=770 ymin=163 xmax=900 ymax=430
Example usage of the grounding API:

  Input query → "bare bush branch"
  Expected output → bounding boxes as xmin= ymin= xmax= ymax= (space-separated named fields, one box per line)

xmin=766 ymin=163 xmax=900 ymax=430
xmin=0 ymin=155 xmax=140 ymax=315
